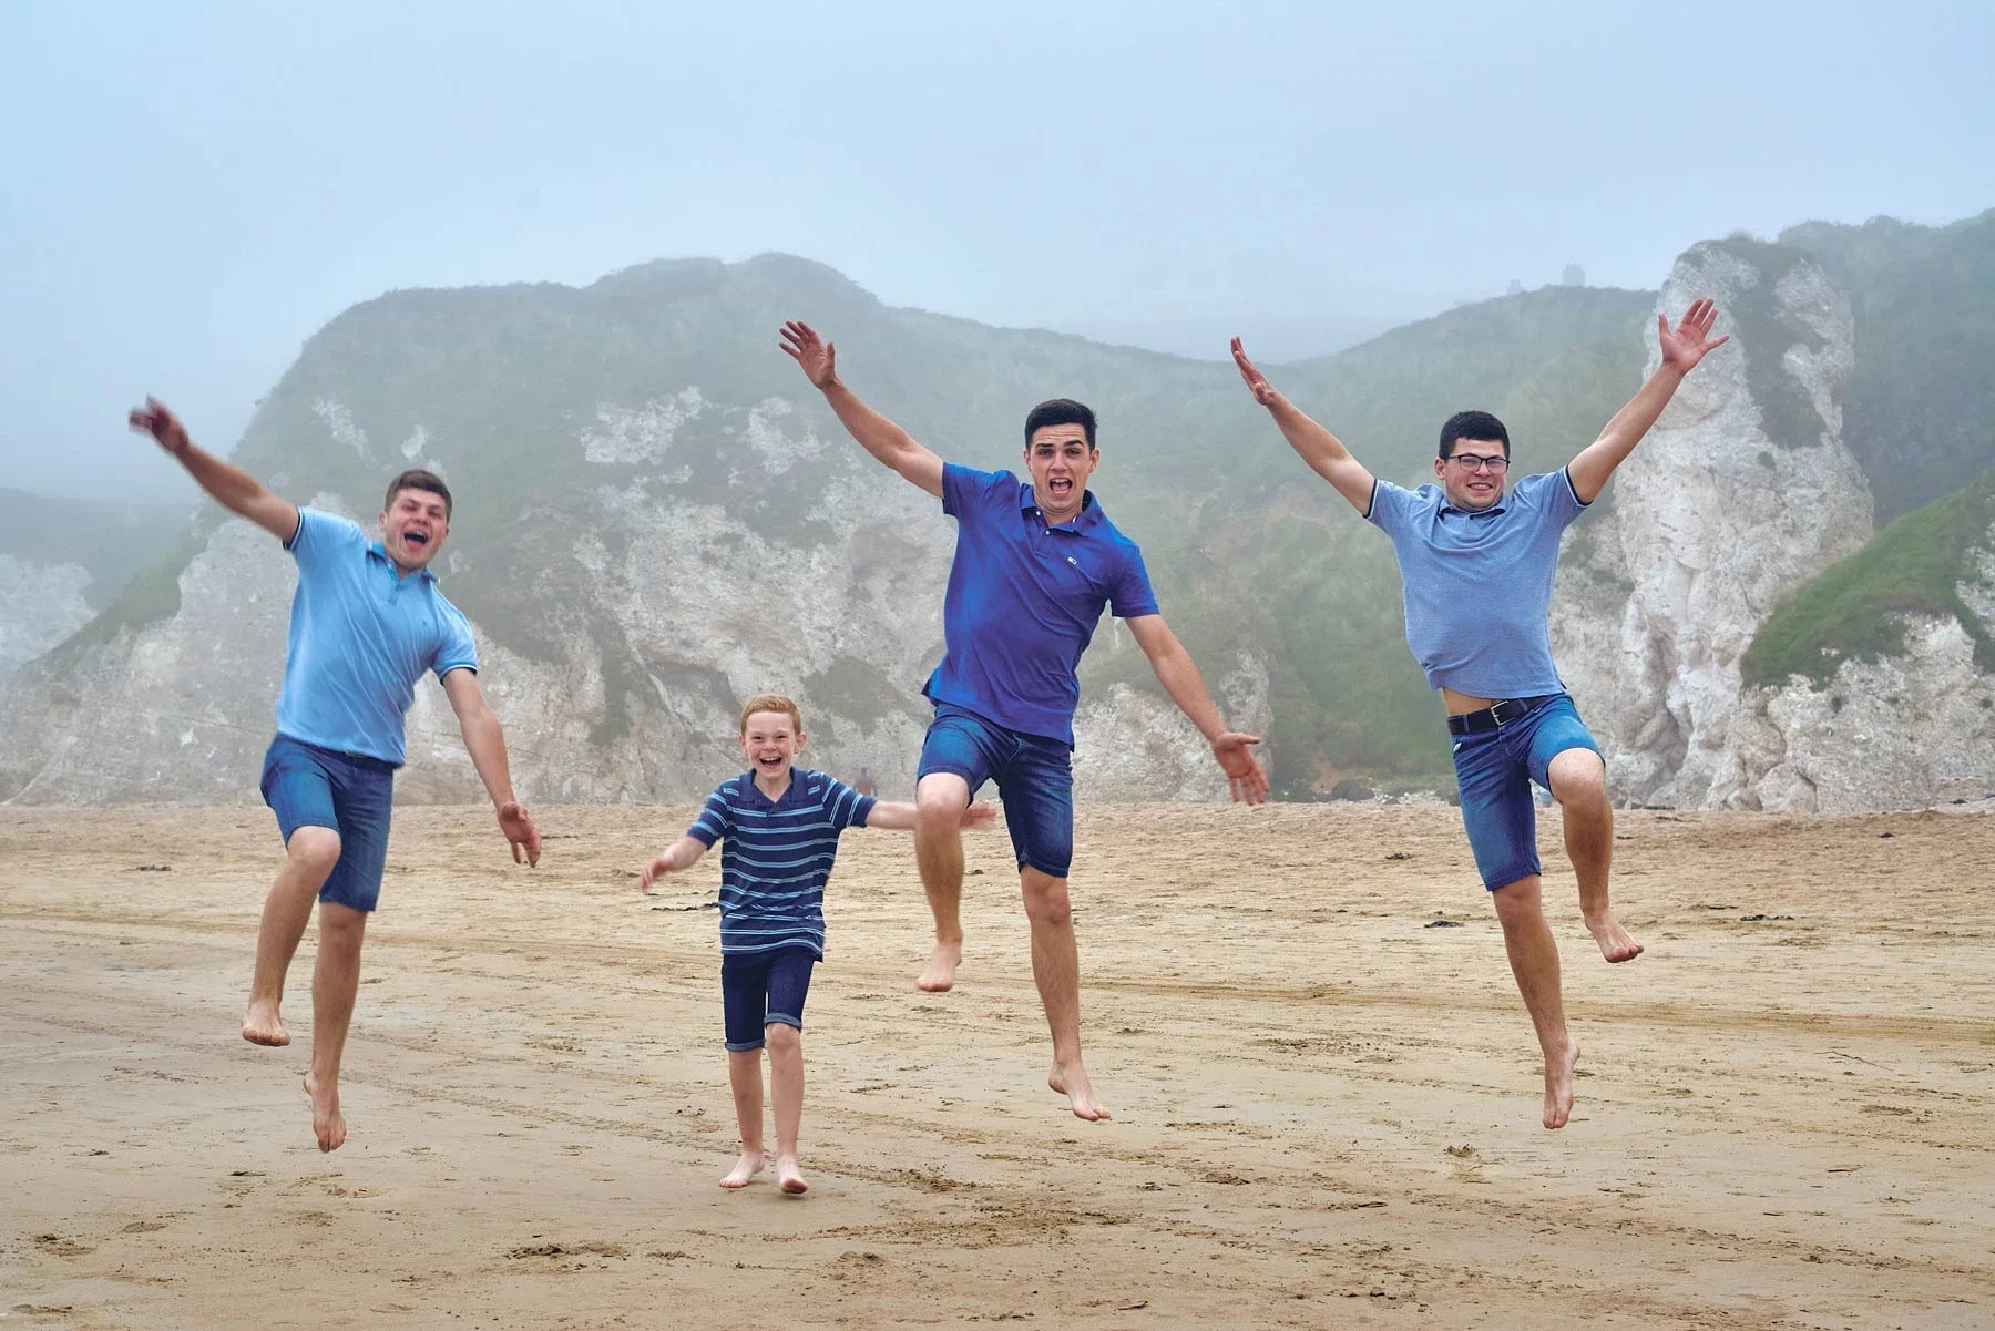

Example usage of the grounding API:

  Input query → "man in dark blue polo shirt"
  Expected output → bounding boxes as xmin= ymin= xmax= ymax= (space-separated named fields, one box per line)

xmin=781 ymin=321 xmax=1269 ymax=1121
xmin=1231 ymin=300 xmax=1730 ymax=1129
xmin=129 ymin=398 xmax=542 ymax=1153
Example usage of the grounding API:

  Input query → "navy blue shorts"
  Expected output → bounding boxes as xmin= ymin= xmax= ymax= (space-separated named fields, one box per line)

xmin=916 ymin=702 xmax=1075 ymax=878
xmin=721 ymin=946 xmax=817 ymax=1052
xmin=1450 ymin=695 xmax=1603 ymax=892
xmin=259 ymin=734 xmax=396 ymax=913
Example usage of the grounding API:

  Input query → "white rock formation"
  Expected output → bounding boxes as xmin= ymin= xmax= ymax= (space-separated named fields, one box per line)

xmin=0 ymin=554 xmax=95 ymax=680
xmin=1551 ymin=242 xmax=1875 ymax=807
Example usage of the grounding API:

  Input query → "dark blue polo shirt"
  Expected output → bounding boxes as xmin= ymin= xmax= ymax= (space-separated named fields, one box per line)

xmin=924 ymin=463 xmax=1159 ymax=745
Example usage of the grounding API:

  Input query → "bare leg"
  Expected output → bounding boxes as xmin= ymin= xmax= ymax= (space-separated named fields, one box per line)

xmin=1020 ymin=868 xmax=1109 ymax=1121
xmin=1491 ymin=876 xmax=1579 ymax=1129
xmin=765 ymin=1023 xmax=807 ymax=1194
xmin=1548 ymin=749 xmax=1643 ymax=963
xmin=913 ymin=772 xmax=972 ymax=991
xmin=720 ymin=1049 xmax=765 ymax=1188
xmin=244 ymin=827 xmax=341 ymax=1046
xmin=304 ymin=901 xmax=366 ymax=1152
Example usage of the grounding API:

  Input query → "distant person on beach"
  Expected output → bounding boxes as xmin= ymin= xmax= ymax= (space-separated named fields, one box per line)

xmin=852 ymin=767 xmax=877 ymax=798
xmin=128 ymin=398 xmax=542 ymax=1152
xmin=638 ymin=694 xmax=992 ymax=1193
xmin=780 ymin=319 xmax=1270 ymax=1121
xmin=1232 ymin=300 xmax=1730 ymax=1128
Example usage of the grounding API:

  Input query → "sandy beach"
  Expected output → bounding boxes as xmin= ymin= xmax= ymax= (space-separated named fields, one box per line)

xmin=3 ymin=801 xmax=1992 ymax=1329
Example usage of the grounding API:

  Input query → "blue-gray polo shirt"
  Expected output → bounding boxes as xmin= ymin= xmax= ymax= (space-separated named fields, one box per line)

xmin=275 ymin=508 xmax=479 ymax=766
xmin=924 ymin=463 xmax=1159 ymax=745
xmin=1366 ymin=468 xmax=1589 ymax=699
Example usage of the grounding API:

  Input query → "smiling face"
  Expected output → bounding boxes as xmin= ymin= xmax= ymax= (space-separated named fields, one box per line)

xmin=1025 ymin=423 xmax=1098 ymax=524
xmin=738 ymin=710 xmax=805 ymax=785
xmin=1435 ymin=438 xmax=1511 ymax=512
xmin=378 ymin=486 xmax=451 ymax=572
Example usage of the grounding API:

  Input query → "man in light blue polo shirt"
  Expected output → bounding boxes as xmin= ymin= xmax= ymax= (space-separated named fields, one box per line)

xmin=780 ymin=320 xmax=1268 ymax=1122
xmin=1232 ymin=300 xmax=1730 ymax=1129
xmin=129 ymin=398 xmax=542 ymax=1153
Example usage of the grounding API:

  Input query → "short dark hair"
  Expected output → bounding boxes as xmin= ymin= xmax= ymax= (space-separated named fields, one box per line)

xmin=1023 ymin=398 xmax=1097 ymax=450
xmin=1438 ymin=410 xmax=1510 ymax=460
xmin=385 ymin=468 xmax=452 ymax=518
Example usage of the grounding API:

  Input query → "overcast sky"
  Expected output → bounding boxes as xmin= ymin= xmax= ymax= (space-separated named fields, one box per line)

xmin=4 ymin=0 xmax=1991 ymax=501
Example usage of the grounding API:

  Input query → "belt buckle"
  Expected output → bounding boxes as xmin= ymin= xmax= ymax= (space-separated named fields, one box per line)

xmin=1490 ymin=698 xmax=1521 ymax=729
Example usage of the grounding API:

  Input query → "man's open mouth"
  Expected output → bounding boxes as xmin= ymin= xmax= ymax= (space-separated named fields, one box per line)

xmin=1049 ymin=478 xmax=1073 ymax=495
xmin=405 ymin=531 xmax=430 ymax=546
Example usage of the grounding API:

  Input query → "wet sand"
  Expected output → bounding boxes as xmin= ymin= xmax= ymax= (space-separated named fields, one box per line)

xmin=3 ymin=802 xmax=1992 ymax=1329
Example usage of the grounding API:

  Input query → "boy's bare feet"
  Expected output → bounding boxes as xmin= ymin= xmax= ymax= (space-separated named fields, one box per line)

xmin=242 ymin=1001 xmax=289 ymax=1046
xmin=1048 ymin=1061 xmax=1112 ymax=1121
xmin=303 ymin=1071 xmax=347 ymax=1152
xmin=776 ymin=1155 xmax=808 ymax=1195
xmin=1543 ymin=1039 xmax=1581 ymax=1129
xmin=1585 ymin=914 xmax=1645 ymax=963
xmin=916 ymin=940 xmax=961 ymax=993
xmin=719 ymin=1151 xmax=765 ymax=1189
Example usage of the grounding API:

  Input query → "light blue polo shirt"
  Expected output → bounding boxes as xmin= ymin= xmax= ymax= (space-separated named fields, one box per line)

xmin=275 ymin=508 xmax=478 ymax=766
xmin=925 ymin=463 xmax=1159 ymax=745
xmin=1366 ymin=468 xmax=1589 ymax=699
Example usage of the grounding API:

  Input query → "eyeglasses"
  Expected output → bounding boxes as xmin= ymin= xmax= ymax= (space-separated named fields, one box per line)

xmin=1446 ymin=453 xmax=1509 ymax=473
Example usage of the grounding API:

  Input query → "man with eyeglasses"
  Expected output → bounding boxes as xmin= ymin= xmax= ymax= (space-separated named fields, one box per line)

xmin=1230 ymin=300 xmax=1729 ymax=1128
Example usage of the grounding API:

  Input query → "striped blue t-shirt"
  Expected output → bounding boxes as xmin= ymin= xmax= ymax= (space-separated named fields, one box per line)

xmin=687 ymin=769 xmax=876 ymax=957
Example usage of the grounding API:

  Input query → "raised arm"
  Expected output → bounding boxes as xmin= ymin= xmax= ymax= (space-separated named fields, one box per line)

xmin=1124 ymin=615 xmax=1269 ymax=805
xmin=440 ymin=667 xmax=542 ymax=866
xmin=1231 ymin=339 xmax=1375 ymax=515
xmin=779 ymin=321 xmax=945 ymax=497
xmin=1566 ymin=300 xmax=1729 ymax=503
xmin=127 ymin=397 xmax=299 ymax=541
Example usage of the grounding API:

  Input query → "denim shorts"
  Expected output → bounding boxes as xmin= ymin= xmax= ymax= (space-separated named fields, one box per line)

xmin=721 ymin=946 xmax=817 ymax=1051
xmin=1449 ymin=695 xmax=1603 ymax=892
xmin=259 ymin=734 xmax=396 ymax=913
xmin=916 ymin=702 xmax=1075 ymax=878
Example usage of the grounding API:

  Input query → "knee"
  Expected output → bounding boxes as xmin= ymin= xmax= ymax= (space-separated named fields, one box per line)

xmin=287 ymin=827 xmax=341 ymax=878
xmin=1489 ymin=878 xmax=1545 ymax=929
xmin=1021 ymin=872 xmax=1071 ymax=928
xmin=1549 ymin=753 xmax=1609 ymax=810
xmin=764 ymin=1022 xmax=801 ymax=1057
xmin=915 ymin=790 xmax=967 ymax=836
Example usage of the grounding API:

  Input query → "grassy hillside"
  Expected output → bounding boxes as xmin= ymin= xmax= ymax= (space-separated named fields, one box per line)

xmin=1783 ymin=209 xmax=1995 ymax=521
xmin=1742 ymin=464 xmax=1995 ymax=688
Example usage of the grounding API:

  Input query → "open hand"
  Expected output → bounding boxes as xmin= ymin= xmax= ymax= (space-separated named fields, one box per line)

xmin=779 ymin=320 xmax=839 ymax=389
xmin=1211 ymin=732 xmax=1269 ymax=805
xmin=1658 ymin=298 xmax=1729 ymax=374
xmin=128 ymin=396 xmax=191 ymax=455
xmin=1230 ymin=338 xmax=1281 ymax=408
xmin=497 ymin=800 xmax=542 ymax=867
xmin=961 ymin=802 xmax=998 ymax=829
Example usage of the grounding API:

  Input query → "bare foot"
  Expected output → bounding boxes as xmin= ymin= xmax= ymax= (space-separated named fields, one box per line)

xmin=1047 ymin=1062 xmax=1113 ymax=1122
xmin=1543 ymin=1038 xmax=1581 ymax=1129
xmin=916 ymin=940 xmax=962 ymax=993
xmin=1586 ymin=914 xmax=1645 ymax=963
xmin=242 ymin=1001 xmax=289 ymax=1047
xmin=776 ymin=1155 xmax=808 ymax=1195
xmin=303 ymin=1071 xmax=346 ymax=1152
xmin=719 ymin=1150 xmax=764 ymax=1189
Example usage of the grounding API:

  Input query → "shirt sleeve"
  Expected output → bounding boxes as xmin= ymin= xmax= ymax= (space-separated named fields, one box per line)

xmin=940 ymin=462 xmax=1008 ymax=520
xmin=1364 ymin=479 xmax=1417 ymax=536
xmin=687 ymin=787 xmax=733 ymax=847
xmin=821 ymin=776 xmax=878 ymax=830
xmin=1109 ymin=541 xmax=1162 ymax=619
xmin=285 ymin=507 xmax=366 ymax=573
xmin=432 ymin=603 xmax=480 ymax=680
xmin=1516 ymin=469 xmax=1590 ymax=529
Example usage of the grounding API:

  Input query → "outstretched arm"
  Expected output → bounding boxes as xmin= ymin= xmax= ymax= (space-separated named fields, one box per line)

xmin=127 ymin=397 xmax=299 ymax=541
xmin=440 ymin=668 xmax=542 ymax=866
xmin=1125 ymin=615 xmax=1269 ymax=804
xmin=1232 ymin=339 xmax=1375 ymax=515
xmin=779 ymin=321 xmax=945 ymax=497
xmin=863 ymin=801 xmax=997 ymax=831
xmin=1567 ymin=300 xmax=1730 ymax=503
xmin=638 ymin=836 xmax=708 ymax=892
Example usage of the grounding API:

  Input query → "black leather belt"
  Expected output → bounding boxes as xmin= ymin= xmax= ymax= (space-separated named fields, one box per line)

xmin=1447 ymin=695 xmax=1559 ymax=737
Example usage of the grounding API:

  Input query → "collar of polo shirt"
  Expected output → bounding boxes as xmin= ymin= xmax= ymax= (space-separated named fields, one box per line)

xmin=368 ymin=540 xmax=440 ymax=580
xmin=1016 ymin=479 xmax=1101 ymax=529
